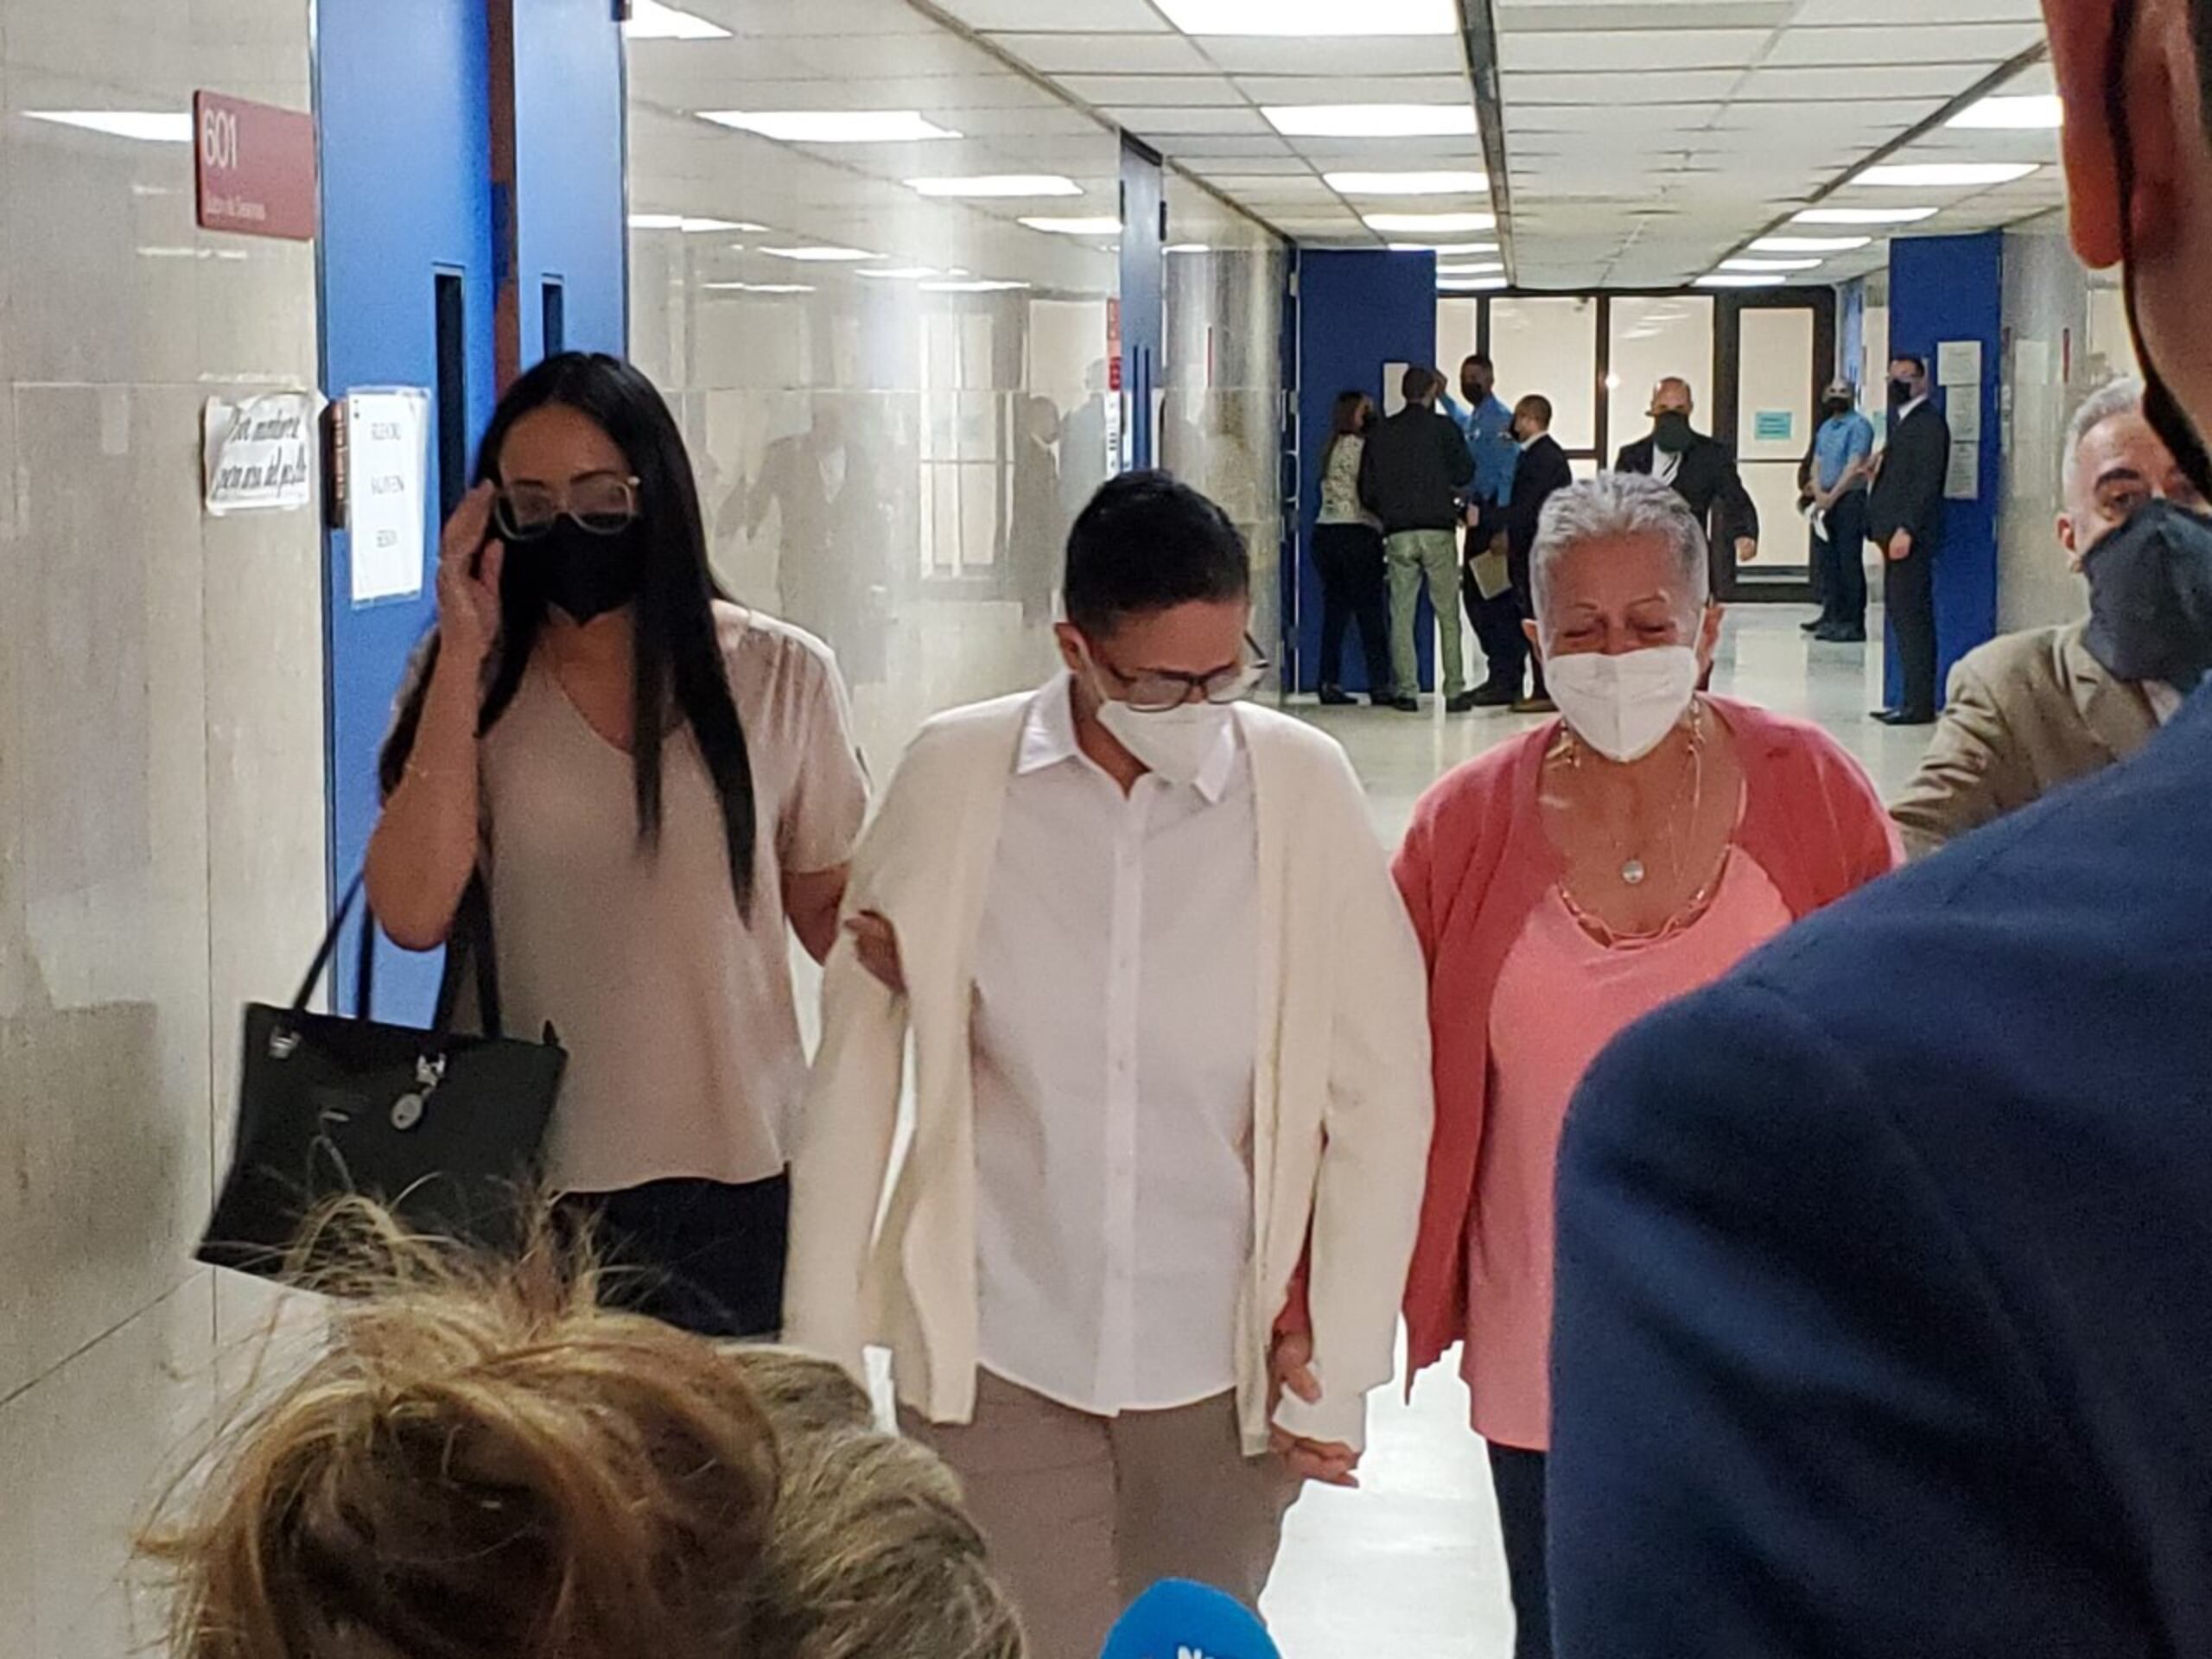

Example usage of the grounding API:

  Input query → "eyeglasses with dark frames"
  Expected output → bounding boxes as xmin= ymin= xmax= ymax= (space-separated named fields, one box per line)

xmin=494 ymin=472 xmax=642 ymax=541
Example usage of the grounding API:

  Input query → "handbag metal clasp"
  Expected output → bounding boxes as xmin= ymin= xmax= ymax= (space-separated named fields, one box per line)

xmin=390 ymin=1053 xmax=448 ymax=1132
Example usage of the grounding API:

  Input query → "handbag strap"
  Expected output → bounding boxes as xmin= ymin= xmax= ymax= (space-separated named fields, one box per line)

xmin=292 ymin=876 xmax=500 ymax=1036
xmin=431 ymin=874 xmax=506 ymax=1038
xmin=292 ymin=878 xmax=370 ymax=1015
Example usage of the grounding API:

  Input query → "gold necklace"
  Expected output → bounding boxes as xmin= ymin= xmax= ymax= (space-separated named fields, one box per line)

xmin=1563 ymin=702 xmax=1707 ymax=887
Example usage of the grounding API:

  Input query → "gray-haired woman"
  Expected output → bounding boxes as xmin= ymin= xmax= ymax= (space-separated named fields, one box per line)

xmin=1390 ymin=473 xmax=1901 ymax=1658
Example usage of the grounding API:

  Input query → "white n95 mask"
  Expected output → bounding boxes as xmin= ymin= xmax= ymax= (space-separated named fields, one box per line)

xmin=1544 ymin=646 xmax=1700 ymax=763
xmin=1094 ymin=695 xmax=1235 ymax=788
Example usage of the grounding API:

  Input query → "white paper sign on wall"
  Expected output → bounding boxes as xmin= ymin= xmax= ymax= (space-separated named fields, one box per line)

xmin=203 ymin=390 xmax=319 ymax=515
xmin=346 ymin=388 xmax=431 ymax=607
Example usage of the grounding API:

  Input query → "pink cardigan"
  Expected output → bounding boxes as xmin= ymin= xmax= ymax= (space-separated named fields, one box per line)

xmin=1393 ymin=698 xmax=1903 ymax=1382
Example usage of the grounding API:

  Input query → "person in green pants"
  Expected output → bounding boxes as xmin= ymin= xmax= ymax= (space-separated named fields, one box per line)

xmin=1358 ymin=367 xmax=1478 ymax=712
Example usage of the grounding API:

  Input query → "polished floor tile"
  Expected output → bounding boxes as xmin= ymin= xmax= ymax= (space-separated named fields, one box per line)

xmin=1265 ymin=604 xmax=1922 ymax=1657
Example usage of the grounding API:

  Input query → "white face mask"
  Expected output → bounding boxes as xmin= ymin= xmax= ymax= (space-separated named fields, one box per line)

xmin=1544 ymin=645 xmax=1700 ymax=764
xmin=1092 ymin=690 xmax=1235 ymax=788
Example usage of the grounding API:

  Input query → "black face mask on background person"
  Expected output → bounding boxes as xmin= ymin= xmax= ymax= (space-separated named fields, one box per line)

xmin=2082 ymin=499 xmax=2212 ymax=690
xmin=2109 ymin=0 xmax=2212 ymax=503
xmin=1824 ymin=397 xmax=1854 ymax=418
xmin=1652 ymin=411 xmax=1694 ymax=454
xmin=1890 ymin=378 xmax=1919 ymax=409
xmin=524 ymin=520 xmax=646 ymax=624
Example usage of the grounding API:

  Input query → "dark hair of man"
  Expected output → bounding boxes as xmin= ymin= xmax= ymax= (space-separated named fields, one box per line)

xmin=1402 ymin=365 xmax=1436 ymax=404
xmin=1892 ymin=353 xmax=1929 ymax=377
xmin=378 ymin=352 xmax=756 ymax=912
xmin=1465 ymin=353 xmax=1495 ymax=373
xmin=1062 ymin=470 xmax=1249 ymax=639
xmin=1518 ymin=394 xmax=1554 ymax=428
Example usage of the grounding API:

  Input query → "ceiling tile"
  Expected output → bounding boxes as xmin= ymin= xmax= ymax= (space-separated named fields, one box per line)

xmin=988 ymin=31 xmax=1217 ymax=73
xmin=1233 ymin=73 xmax=1475 ymax=104
xmin=1504 ymin=69 xmax=1745 ymax=104
xmin=1502 ymin=29 xmax=1776 ymax=73
xmin=931 ymin=0 xmax=1167 ymax=25
xmin=1737 ymin=63 xmax=2004 ymax=101
xmin=1764 ymin=22 xmax=2047 ymax=67
xmin=1055 ymin=73 xmax=1248 ymax=106
xmin=1103 ymin=105 xmax=1274 ymax=135
xmin=1192 ymin=35 xmax=1456 ymax=75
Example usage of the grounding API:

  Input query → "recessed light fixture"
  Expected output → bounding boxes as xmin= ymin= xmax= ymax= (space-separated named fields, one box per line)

xmin=1440 ymin=276 xmax=1508 ymax=292
xmin=1697 ymin=273 xmax=1786 ymax=289
xmin=628 ymin=213 xmax=764 ymax=233
xmin=1154 ymin=0 xmax=1456 ymax=33
xmin=1752 ymin=234 xmax=1872 ymax=252
xmin=1948 ymin=93 xmax=2064 ymax=130
xmin=1388 ymin=241 xmax=1498 ymax=255
xmin=23 ymin=110 xmax=191 ymax=143
xmin=1793 ymin=207 xmax=1941 ymax=226
xmin=1263 ymin=104 xmax=1478 ymax=139
xmin=906 ymin=175 xmax=1083 ymax=198
xmin=622 ymin=1 xmax=729 ymax=40
xmin=698 ymin=110 xmax=961 ymax=143
xmin=1020 ymin=215 xmax=1124 ymax=236
xmin=1363 ymin=210 xmax=1496 ymax=233
xmin=1166 ymin=243 xmax=1213 ymax=255
xmin=703 ymin=282 xmax=816 ymax=294
xmin=1439 ymin=262 xmax=1505 ymax=276
xmin=1856 ymin=162 xmax=2041 ymax=188
xmin=856 ymin=266 xmax=944 ymax=280
xmin=1721 ymin=257 xmax=1823 ymax=272
xmin=921 ymin=278 xmax=1031 ymax=292
xmin=1324 ymin=169 xmax=1489 ymax=196
xmin=760 ymin=245 xmax=882 ymax=263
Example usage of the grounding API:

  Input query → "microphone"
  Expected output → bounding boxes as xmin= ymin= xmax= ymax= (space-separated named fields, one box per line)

xmin=1101 ymin=1580 xmax=1280 ymax=1659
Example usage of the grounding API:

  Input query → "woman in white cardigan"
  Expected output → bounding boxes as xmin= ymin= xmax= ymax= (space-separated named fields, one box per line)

xmin=787 ymin=473 xmax=1433 ymax=1659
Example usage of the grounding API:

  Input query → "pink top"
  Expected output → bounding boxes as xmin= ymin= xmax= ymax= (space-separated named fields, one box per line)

xmin=1471 ymin=854 xmax=1792 ymax=1450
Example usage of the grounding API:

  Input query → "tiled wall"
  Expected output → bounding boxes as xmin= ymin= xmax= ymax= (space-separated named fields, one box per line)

xmin=0 ymin=3 xmax=327 ymax=1652
xmin=626 ymin=0 xmax=1288 ymax=772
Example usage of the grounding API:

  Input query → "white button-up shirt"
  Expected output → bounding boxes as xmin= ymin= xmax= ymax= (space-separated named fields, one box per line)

xmin=969 ymin=677 xmax=1259 ymax=1415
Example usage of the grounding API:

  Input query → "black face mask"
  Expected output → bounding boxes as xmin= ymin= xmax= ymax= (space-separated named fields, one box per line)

xmin=2109 ymin=0 xmax=2212 ymax=503
xmin=2082 ymin=499 xmax=2212 ymax=690
xmin=524 ymin=520 xmax=646 ymax=624
xmin=1889 ymin=378 xmax=1919 ymax=409
xmin=1652 ymin=411 xmax=1694 ymax=454
xmin=1824 ymin=397 xmax=1854 ymax=418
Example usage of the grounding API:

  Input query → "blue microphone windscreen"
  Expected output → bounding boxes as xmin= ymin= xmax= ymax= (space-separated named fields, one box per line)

xmin=1101 ymin=1580 xmax=1281 ymax=1659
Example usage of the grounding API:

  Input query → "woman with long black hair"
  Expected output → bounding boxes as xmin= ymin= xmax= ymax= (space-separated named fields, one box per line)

xmin=366 ymin=353 xmax=868 ymax=1338
xmin=1313 ymin=389 xmax=1393 ymax=706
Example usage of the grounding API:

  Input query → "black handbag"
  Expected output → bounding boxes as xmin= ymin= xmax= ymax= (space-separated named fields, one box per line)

xmin=199 ymin=877 xmax=568 ymax=1278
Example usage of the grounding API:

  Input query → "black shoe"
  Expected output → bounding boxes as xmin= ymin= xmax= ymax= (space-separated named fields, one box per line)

xmin=1470 ymin=683 xmax=1522 ymax=708
xmin=1801 ymin=616 xmax=1829 ymax=634
xmin=1512 ymin=695 xmax=1559 ymax=715
xmin=1816 ymin=624 xmax=1868 ymax=643
xmin=1446 ymin=691 xmax=1480 ymax=714
xmin=1318 ymin=684 xmax=1355 ymax=707
xmin=1874 ymin=708 xmax=1936 ymax=727
xmin=1388 ymin=696 xmax=1423 ymax=714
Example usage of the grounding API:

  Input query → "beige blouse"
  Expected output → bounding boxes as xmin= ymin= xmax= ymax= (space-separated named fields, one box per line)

xmin=480 ymin=607 xmax=867 ymax=1194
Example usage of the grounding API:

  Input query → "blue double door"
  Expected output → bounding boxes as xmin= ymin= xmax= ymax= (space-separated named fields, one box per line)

xmin=316 ymin=0 xmax=626 ymax=1018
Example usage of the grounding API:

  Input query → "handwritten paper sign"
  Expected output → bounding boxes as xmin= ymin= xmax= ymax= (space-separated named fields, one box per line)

xmin=203 ymin=391 xmax=317 ymax=515
xmin=346 ymin=389 xmax=431 ymax=606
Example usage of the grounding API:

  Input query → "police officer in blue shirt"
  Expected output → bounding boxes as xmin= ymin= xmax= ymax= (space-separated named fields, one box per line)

xmin=1804 ymin=379 xmax=1877 ymax=641
xmin=1443 ymin=353 xmax=1526 ymax=697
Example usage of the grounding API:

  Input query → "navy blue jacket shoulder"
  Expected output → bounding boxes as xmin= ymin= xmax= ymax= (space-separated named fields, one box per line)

xmin=1550 ymin=691 xmax=2212 ymax=1658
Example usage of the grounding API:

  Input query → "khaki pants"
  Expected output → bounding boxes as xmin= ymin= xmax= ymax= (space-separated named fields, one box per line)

xmin=1387 ymin=527 xmax=1466 ymax=700
xmin=907 ymin=1372 xmax=1298 ymax=1659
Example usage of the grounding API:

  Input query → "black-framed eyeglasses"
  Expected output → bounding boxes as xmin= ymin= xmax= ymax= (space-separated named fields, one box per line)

xmin=495 ymin=472 xmax=641 ymax=541
xmin=1092 ymin=633 xmax=1271 ymax=714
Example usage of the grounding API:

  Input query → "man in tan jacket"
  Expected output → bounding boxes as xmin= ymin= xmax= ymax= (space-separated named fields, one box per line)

xmin=1891 ymin=379 xmax=2207 ymax=856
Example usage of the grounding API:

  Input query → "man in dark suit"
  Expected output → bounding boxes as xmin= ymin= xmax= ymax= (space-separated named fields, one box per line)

xmin=1548 ymin=0 xmax=2212 ymax=1651
xmin=1467 ymin=394 xmax=1574 ymax=710
xmin=1867 ymin=352 xmax=1953 ymax=724
xmin=1615 ymin=378 xmax=1760 ymax=569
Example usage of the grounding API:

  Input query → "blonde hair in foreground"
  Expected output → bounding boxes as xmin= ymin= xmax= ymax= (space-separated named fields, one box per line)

xmin=143 ymin=1200 xmax=1025 ymax=1659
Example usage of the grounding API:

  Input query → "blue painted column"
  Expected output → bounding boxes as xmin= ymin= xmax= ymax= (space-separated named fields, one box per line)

xmin=1293 ymin=249 xmax=1438 ymax=693
xmin=508 ymin=0 xmax=627 ymax=367
xmin=1885 ymin=232 xmax=2002 ymax=707
xmin=1119 ymin=138 xmax=1165 ymax=472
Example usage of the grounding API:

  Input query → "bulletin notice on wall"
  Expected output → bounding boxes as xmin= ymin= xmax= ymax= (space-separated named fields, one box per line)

xmin=203 ymin=391 xmax=319 ymax=515
xmin=346 ymin=388 xmax=430 ymax=606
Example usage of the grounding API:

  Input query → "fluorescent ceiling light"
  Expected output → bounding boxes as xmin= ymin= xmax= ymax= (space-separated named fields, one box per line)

xmin=1388 ymin=241 xmax=1497 ymax=255
xmin=921 ymin=278 xmax=1031 ymax=292
xmin=23 ymin=110 xmax=191 ymax=143
xmin=1753 ymin=234 xmax=1872 ymax=252
xmin=1856 ymin=162 xmax=2041 ymax=188
xmin=698 ymin=110 xmax=960 ymax=143
xmin=1263 ymin=104 xmax=1478 ymax=139
xmin=1324 ymin=169 xmax=1488 ymax=195
xmin=1020 ymin=215 xmax=1124 ymax=235
xmin=1721 ymin=257 xmax=1823 ymax=271
xmin=1793 ymin=206 xmax=1940 ymax=226
xmin=622 ymin=1 xmax=728 ymax=40
xmin=760 ymin=245 xmax=881 ymax=262
xmin=1439 ymin=261 xmax=1505 ymax=276
xmin=1154 ymin=0 xmax=1457 ymax=34
xmin=1948 ymin=94 xmax=2063 ymax=130
xmin=1697 ymin=273 xmax=1786 ymax=289
xmin=1363 ymin=210 xmax=1496 ymax=233
xmin=628 ymin=213 xmax=762 ymax=232
xmin=1166 ymin=243 xmax=1212 ymax=255
xmin=704 ymin=282 xmax=816 ymax=294
xmin=1440 ymin=276 xmax=1507 ymax=292
xmin=856 ymin=266 xmax=945 ymax=280
xmin=906 ymin=174 xmax=1082 ymax=198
